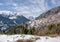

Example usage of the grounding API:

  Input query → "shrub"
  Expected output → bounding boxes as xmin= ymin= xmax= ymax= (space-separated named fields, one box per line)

xmin=28 ymin=28 xmax=35 ymax=35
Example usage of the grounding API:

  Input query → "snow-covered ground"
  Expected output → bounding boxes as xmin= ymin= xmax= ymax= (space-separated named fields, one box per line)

xmin=0 ymin=34 xmax=60 ymax=42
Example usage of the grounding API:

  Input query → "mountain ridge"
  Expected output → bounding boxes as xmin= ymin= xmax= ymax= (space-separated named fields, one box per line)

xmin=36 ymin=6 xmax=60 ymax=20
xmin=0 ymin=13 xmax=29 ymax=30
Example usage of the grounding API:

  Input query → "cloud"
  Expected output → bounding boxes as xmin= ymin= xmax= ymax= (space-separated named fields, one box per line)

xmin=0 ymin=0 xmax=60 ymax=18
xmin=0 ymin=3 xmax=3 ymax=5
xmin=11 ymin=0 xmax=48 ymax=18
xmin=12 ymin=3 xmax=18 ymax=7
xmin=45 ymin=0 xmax=60 ymax=9
xmin=0 ymin=10 xmax=13 ymax=15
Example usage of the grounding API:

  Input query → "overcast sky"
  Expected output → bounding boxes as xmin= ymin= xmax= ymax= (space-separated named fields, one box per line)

xmin=0 ymin=0 xmax=60 ymax=18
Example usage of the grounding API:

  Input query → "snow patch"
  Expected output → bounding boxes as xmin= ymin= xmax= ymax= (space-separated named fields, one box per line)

xmin=0 ymin=35 xmax=60 ymax=42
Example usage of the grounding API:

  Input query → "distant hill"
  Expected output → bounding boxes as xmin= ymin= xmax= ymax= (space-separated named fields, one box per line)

xmin=0 ymin=13 xmax=29 ymax=30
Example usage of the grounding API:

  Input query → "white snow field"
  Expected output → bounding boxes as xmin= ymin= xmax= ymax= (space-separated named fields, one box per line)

xmin=0 ymin=35 xmax=60 ymax=42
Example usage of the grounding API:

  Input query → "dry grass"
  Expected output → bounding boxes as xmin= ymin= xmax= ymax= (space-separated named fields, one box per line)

xmin=16 ymin=39 xmax=33 ymax=42
xmin=49 ymin=34 xmax=57 ymax=38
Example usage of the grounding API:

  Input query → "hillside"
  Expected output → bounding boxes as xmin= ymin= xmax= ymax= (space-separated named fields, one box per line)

xmin=27 ymin=6 xmax=60 ymax=29
xmin=36 ymin=6 xmax=60 ymax=19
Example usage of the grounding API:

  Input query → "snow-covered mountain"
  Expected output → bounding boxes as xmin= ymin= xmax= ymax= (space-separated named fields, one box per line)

xmin=0 ymin=11 xmax=29 ymax=30
xmin=27 ymin=6 xmax=60 ymax=28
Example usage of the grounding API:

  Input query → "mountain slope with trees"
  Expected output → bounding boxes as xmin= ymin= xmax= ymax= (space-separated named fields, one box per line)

xmin=1 ymin=6 xmax=60 ymax=36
